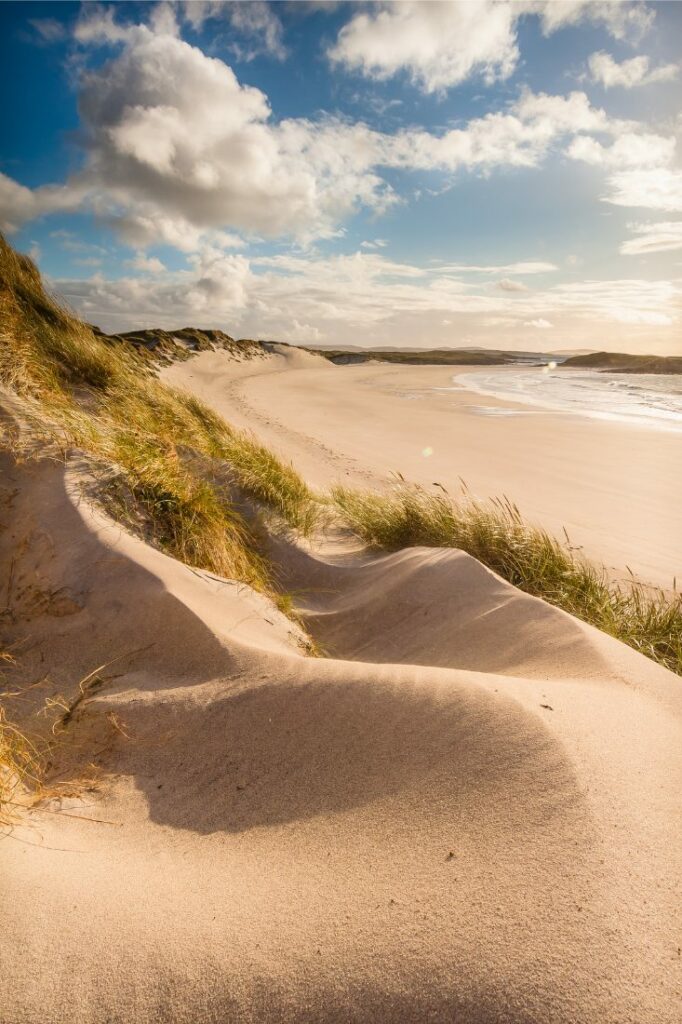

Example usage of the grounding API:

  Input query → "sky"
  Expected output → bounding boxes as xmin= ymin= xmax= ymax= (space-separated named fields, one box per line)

xmin=1 ymin=1 xmax=681 ymax=353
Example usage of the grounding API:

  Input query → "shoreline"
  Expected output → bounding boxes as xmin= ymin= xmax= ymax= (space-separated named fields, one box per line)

xmin=450 ymin=365 xmax=682 ymax=434
xmin=164 ymin=350 xmax=682 ymax=590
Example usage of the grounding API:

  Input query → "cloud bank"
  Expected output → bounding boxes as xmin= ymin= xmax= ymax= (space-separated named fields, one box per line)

xmin=2 ymin=24 xmax=673 ymax=250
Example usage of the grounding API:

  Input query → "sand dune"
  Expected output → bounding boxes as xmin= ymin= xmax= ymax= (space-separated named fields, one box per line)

xmin=2 ymin=402 xmax=681 ymax=1022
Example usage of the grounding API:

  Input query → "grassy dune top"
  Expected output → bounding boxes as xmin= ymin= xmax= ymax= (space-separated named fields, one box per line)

xmin=0 ymin=234 xmax=319 ymax=589
xmin=92 ymin=324 xmax=267 ymax=367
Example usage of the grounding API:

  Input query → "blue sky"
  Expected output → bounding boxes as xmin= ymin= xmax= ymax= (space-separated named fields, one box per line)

xmin=1 ymin=1 xmax=681 ymax=351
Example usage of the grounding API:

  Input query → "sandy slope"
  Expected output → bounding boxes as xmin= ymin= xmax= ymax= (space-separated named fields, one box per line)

xmin=1 ymin=408 xmax=681 ymax=1024
xmin=163 ymin=348 xmax=682 ymax=589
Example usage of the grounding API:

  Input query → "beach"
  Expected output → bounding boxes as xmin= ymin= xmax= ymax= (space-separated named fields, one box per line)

xmin=164 ymin=350 xmax=682 ymax=590
xmin=2 ymin=339 xmax=681 ymax=1024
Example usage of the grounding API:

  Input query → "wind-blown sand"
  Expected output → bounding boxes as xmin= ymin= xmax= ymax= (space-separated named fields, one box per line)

xmin=1 ymin=351 xmax=681 ymax=1023
xmin=164 ymin=347 xmax=682 ymax=589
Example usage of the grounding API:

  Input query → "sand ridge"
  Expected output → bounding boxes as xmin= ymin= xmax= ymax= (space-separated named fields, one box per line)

xmin=1 ymin=371 xmax=681 ymax=1021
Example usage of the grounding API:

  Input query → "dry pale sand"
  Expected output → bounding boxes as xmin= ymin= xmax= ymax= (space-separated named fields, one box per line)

xmin=1 ymin=352 xmax=681 ymax=1024
xmin=163 ymin=347 xmax=682 ymax=589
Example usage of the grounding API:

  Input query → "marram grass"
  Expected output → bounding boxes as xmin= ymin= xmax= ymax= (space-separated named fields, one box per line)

xmin=332 ymin=482 xmax=682 ymax=676
xmin=0 ymin=232 xmax=319 ymax=588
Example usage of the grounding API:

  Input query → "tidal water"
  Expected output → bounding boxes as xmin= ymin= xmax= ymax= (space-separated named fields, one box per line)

xmin=451 ymin=367 xmax=682 ymax=433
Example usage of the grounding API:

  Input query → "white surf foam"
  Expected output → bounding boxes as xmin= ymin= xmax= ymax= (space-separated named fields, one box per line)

xmin=451 ymin=367 xmax=682 ymax=433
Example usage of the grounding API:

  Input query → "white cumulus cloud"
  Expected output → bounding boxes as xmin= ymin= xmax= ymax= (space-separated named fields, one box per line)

xmin=535 ymin=1 xmax=654 ymax=39
xmin=329 ymin=1 xmax=520 ymax=94
xmin=329 ymin=1 xmax=657 ymax=94
xmin=434 ymin=260 xmax=558 ymax=274
xmin=56 ymin=21 xmax=394 ymax=244
xmin=587 ymin=50 xmax=678 ymax=88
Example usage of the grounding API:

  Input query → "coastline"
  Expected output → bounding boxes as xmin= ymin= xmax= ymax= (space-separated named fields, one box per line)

xmin=451 ymin=365 xmax=682 ymax=433
xmin=164 ymin=350 xmax=682 ymax=590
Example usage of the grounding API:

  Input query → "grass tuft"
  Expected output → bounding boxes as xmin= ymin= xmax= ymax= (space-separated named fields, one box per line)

xmin=0 ymin=706 xmax=41 ymax=823
xmin=0 ymin=652 xmax=42 ymax=824
xmin=215 ymin=429 xmax=321 ymax=535
xmin=333 ymin=481 xmax=682 ymax=675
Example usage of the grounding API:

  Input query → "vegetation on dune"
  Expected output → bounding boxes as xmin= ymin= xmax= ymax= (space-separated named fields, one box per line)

xmin=0 ymin=703 xmax=39 ymax=823
xmin=0 ymin=234 xmax=325 ymax=811
xmin=0 ymin=233 xmax=319 ymax=588
xmin=0 ymin=648 xmax=116 ymax=823
xmin=0 ymin=650 xmax=40 ymax=823
xmin=92 ymin=324 xmax=266 ymax=367
xmin=332 ymin=481 xmax=682 ymax=676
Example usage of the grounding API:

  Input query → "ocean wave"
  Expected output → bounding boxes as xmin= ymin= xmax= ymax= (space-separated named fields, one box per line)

xmin=451 ymin=368 xmax=682 ymax=433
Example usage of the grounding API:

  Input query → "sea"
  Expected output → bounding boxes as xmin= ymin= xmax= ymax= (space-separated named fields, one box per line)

xmin=451 ymin=366 xmax=682 ymax=433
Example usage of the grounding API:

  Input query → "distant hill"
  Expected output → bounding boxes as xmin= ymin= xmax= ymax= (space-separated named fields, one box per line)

xmin=562 ymin=351 xmax=682 ymax=375
xmin=549 ymin=348 xmax=596 ymax=357
xmin=307 ymin=347 xmax=520 ymax=366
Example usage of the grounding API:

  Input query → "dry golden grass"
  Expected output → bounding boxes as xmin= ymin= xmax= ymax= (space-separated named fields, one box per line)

xmin=0 ymin=232 xmax=318 ymax=593
xmin=0 ymin=655 xmax=124 ymax=824
xmin=0 ymin=708 xmax=41 ymax=824
xmin=0 ymin=651 xmax=42 ymax=823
